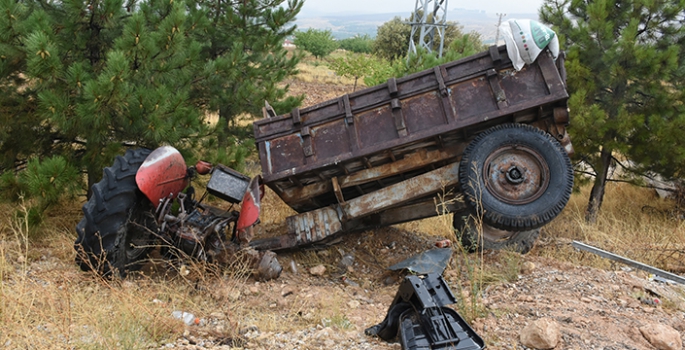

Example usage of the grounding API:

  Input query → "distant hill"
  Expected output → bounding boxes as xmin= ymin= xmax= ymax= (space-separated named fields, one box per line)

xmin=296 ymin=8 xmax=541 ymax=44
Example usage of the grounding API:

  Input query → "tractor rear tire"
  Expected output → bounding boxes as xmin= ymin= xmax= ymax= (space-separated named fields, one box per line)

xmin=74 ymin=148 xmax=157 ymax=277
xmin=453 ymin=210 xmax=540 ymax=254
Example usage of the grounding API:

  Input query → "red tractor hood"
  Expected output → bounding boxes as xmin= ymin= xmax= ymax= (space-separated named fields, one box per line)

xmin=136 ymin=146 xmax=189 ymax=205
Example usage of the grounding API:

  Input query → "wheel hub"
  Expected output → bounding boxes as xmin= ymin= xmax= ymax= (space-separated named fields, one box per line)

xmin=483 ymin=145 xmax=550 ymax=205
xmin=506 ymin=166 xmax=524 ymax=184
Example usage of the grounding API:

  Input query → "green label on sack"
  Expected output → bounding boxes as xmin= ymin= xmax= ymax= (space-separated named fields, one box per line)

xmin=530 ymin=20 xmax=555 ymax=49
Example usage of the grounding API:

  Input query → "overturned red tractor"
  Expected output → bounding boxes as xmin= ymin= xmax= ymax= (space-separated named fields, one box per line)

xmin=74 ymin=146 xmax=280 ymax=279
xmin=75 ymin=45 xmax=574 ymax=278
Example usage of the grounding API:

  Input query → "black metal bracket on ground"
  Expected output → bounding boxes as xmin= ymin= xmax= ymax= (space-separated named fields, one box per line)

xmin=365 ymin=274 xmax=484 ymax=350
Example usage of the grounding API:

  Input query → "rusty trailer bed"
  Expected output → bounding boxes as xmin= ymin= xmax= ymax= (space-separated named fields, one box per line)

xmin=251 ymin=46 xmax=571 ymax=250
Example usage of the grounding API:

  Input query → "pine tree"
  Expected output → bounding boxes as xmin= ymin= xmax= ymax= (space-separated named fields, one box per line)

xmin=0 ymin=0 xmax=304 ymax=207
xmin=0 ymin=0 xmax=60 ymax=175
xmin=187 ymin=0 xmax=304 ymax=149
xmin=1 ymin=0 xmax=206 ymax=198
xmin=541 ymin=0 xmax=685 ymax=222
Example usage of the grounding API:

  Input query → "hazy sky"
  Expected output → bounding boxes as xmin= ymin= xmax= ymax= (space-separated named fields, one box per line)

xmin=300 ymin=0 xmax=546 ymax=16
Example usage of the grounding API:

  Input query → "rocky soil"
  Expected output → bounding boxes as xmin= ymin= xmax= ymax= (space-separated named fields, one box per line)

xmin=150 ymin=80 xmax=685 ymax=350
xmin=156 ymin=227 xmax=685 ymax=350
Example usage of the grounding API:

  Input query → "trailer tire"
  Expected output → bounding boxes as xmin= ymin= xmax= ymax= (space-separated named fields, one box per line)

xmin=459 ymin=123 xmax=572 ymax=231
xmin=74 ymin=148 xmax=157 ymax=277
xmin=453 ymin=210 xmax=539 ymax=254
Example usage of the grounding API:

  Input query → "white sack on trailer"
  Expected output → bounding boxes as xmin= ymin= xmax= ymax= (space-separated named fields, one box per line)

xmin=499 ymin=19 xmax=560 ymax=71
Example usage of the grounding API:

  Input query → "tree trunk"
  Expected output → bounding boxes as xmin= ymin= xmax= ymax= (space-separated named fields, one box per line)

xmin=585 ymin=148 xmax=613 ymax=223
xmin=218 ymin=104 xmax=231 ymax=148
xmin=86 ymin=142 xmax=99 ymax=200
xmin=86 ymin=164 xmax=98 ymax=200
xmin=353 ymin=77 xmax=358 ymax=92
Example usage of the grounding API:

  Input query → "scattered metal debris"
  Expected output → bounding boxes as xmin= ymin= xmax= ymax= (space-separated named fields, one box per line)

xmin=572 ymin=241 xmax=685 ymax=285
xmin=388 ymin=248 xmax=453 ymax=275
xmin=366 ymin=274 xmax=484 ymax=350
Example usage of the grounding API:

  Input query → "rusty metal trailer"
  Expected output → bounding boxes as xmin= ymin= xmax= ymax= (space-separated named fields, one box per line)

xmin=251 ymin=46 xmax=574 ymax=251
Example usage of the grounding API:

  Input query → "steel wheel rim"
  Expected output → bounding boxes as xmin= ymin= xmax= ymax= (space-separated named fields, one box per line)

xmin=482 ymin=145 xmax=550 ymax=205
xmin=126 ymin=210 xmax=153 ymax=261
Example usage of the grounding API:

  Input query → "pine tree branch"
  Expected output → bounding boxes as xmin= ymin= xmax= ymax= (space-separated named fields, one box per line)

xmin=0 ymin=159 xmax=28 ymax=174
xmin=606 ymin=177 xmax=668 ymax=190
xmin=575 ymin=169 xmax=597 ymax=178
xmin=610 ymin=156 xmax=679 ymax=190
xmin=578 ymin=156 xmax=598 ymax=176
xmin=612 ymin=156 xmax=639 ymax=175
xmin=576 ymin=167 xmax=676 ymax=193
xmin=636 ymin=13 xmax=654 ymax=38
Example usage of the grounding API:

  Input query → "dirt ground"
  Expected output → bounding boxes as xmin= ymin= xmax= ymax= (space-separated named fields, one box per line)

xmin=7 ymin=218 xmax=685 ymax=350
xmin=210 ymin=224 xmax=685 ymax=349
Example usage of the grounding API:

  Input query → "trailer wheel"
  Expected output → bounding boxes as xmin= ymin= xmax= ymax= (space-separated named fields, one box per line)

xmin=74 ymin=148 xmax=157 ymax=277
xmin=453 ymin=210 xmax=540 ymax=254
xmin=459 ymin=123 xmax=572 ymax=231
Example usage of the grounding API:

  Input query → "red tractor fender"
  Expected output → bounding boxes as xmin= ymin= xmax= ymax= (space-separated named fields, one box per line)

xmin=236 ymin=175 xmax=264 ymax=242
xmin=136 ymin=146 xmax=189 ymax=206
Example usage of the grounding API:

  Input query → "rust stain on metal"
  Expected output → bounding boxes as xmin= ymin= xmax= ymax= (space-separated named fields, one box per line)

xmin=286 ymin=206 xmax=342 ymax=245
xmin=483 ymin=145 xmax=550 ymax=205
xmin=278 ymin=145 xmax=464 ymax=205
xmin=339 ymin=145 xmax=463 ymax=188
xmin=341 ymin=162 xmax=461 ymax=220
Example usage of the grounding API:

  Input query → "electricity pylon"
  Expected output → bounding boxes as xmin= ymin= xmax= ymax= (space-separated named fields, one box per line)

xmin=407 ymin=0 xmax=449 ymax=59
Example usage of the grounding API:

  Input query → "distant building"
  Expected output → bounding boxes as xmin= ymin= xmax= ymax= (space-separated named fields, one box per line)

xmin=283 ymin=39 xmax=295 ymax=48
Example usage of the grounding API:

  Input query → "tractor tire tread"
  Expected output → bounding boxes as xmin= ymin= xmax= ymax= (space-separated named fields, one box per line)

xmin=74 ymin=148 xmax=154 ymax=277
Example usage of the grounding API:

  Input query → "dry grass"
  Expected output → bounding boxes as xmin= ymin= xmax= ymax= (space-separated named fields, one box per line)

xmin=293 ymin=62 xmax=354 ymax=86
xmin=3 ymin=70 xmax=685 ymax=347
xmin=293 ymin=51 xmax=359 ymax=86
xmin=539 ymin=182 xmax=685 ymax=271
xmin=0 ymin=202 xmax=252 ymax=349
xmin=2 ymin=182 xmax=684 ymax=347
xmin=403 ymin=181 xmax=685 ymax=274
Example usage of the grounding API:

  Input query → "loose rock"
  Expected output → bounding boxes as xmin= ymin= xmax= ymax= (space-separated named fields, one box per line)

xmin=347 ymin=300 xmax=360 ymax=309
xmin=248 ymin=286 xmax=259 ymax=295
xmin=521 ymin=261 xmax=536 ymax=274
xmin=309 ymin=264 xmax=326 ymax=276
xmin=639 ymin=323 xmax=682 ymax=350
xmin=277 ymin=297 xmax=289 ymax=308
xmin=520 ymin=317 xmax=561 ymax=349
